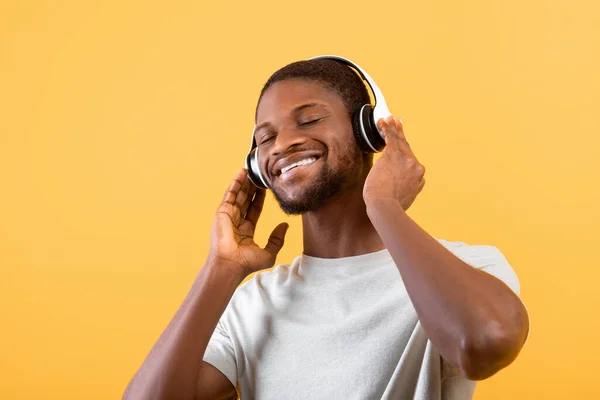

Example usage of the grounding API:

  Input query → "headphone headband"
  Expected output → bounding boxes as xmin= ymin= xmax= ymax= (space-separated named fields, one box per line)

xmin=307 ymin=55 xmax=391 ymax=124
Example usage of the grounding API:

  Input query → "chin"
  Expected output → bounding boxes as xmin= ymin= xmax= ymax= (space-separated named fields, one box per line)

xmin=272 ymin=183 xmax=309 ymax=202
xmin=269 ymin=153 xmax=361 ymax=215
xmin=272 ymin=179 xmax=346 ymax=216
xmin=271 ymin=188 xmax=314 ymax=215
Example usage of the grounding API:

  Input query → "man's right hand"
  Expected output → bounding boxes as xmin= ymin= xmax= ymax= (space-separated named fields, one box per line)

xmin=208 ymin=168 xmax=289 ymax=279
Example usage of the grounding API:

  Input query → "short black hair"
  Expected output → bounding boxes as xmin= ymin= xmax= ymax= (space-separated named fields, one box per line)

xmin=255 ymin=58 xmax=371 ymax=123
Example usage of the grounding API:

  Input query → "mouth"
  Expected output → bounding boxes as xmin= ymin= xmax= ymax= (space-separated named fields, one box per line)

xmin=276 ymin=156 xmax=321 ymax=183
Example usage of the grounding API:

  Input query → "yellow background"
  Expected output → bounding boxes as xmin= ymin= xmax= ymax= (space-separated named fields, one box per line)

xmin=1 ymin=0 xmax=599 ymax=398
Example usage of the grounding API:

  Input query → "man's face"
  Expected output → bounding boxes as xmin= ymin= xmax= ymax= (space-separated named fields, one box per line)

xmin=254 ymin=79 xmax=365 ymax=215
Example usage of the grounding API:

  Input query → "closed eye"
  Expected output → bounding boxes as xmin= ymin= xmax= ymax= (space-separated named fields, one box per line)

xmin=259 ymin=135 xmax=275 ymax=145
xmin=300 ymin=118 xmax=323 ymax=126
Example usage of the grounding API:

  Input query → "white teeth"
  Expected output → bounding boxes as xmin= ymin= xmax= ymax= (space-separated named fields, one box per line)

xmin=281 ymin=157 xmax=317 ymax=174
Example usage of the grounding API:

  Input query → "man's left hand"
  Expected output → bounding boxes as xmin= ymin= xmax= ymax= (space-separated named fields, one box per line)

xmin=363 ymin=116 xmax=426 ymax=211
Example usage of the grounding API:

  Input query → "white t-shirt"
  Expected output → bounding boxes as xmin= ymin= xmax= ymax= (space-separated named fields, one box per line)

xmin=203 ymin=238 xmax=522 ymax=399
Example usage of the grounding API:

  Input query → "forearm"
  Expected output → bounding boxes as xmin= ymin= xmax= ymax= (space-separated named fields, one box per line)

xmin=123 ymin=260 xmax=244 ymax=400
xmin=366 ymin=198 xmax=528 ymax=379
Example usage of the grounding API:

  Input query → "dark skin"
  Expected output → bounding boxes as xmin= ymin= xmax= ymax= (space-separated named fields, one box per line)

xmin=254 ymin=79 xmax=385 ymax=258
xmin=123 ymin=79 xmax=529 ymax=400
xmin=255 ymin=79 xmax=529 ymax=380
xmin=364 ymin=118 xmax=529 ymax=380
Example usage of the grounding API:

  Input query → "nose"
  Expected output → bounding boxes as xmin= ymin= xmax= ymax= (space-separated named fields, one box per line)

xmin=269 ymin=124 xmax=306 ymax=157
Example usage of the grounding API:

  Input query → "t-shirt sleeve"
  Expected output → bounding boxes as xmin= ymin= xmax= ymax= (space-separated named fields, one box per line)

xmin=437 ymin=239 xmax=521 ymax=295
xmin=202 ymin=318 xmax=238 ymax=388
xmin=437 ymin=239 xmax=530 ymax=344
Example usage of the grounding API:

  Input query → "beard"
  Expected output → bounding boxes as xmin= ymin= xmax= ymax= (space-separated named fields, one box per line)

xmin=270 ymin=143 xmax=364 ymax=215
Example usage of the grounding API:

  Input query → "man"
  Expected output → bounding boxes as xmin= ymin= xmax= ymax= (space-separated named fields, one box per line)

xmin=124 ymin=58 xmax=529 ymax=399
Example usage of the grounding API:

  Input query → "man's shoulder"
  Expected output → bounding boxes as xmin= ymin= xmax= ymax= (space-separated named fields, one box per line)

xmin=234 ymin=256 xmax=302 ymax=294
xmin=435 ymin=236 xmax=520 ymax=295
xmin=217 ymin=257 xmax=303 ymax=321
xmin=434 ymin=237 xmax=506 ymax=261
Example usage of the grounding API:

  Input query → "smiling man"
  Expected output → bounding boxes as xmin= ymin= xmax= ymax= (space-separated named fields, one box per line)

xmin=124 ymin=58 xmax=529 ymax=400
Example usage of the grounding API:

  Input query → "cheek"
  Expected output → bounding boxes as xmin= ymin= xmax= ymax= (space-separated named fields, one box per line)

xmin=256 ymin=147 xmax=271 ymax=176
xmin=332 ymin=139 xmax=362 ymax=164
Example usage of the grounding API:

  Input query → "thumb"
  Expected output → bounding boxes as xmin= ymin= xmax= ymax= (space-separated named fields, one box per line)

xmin=264 ymin=222 xmax=289 ymax=257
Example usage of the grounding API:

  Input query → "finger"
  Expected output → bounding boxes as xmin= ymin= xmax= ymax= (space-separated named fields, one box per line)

xmin=264 ymin=222 xmax=289 ymax=257
xmin=392 ymin=117 xmax=407 ymax=142
xmin=222 ymin=168 xmax=247 ymax=205
xmin=245 ymin=188 xmax=266 ymax=227
xmin=392 ymin=117 xmax=418 ymax=157
xmin=376 ymin=117 xmax=387 ymax=130
xmin=240 ymin=183 xmax=257 ymax=218
xmin=234 ymin=171 xmax=254 ymax=209
xmin=378 ymin=117 xmax=400 ymax=146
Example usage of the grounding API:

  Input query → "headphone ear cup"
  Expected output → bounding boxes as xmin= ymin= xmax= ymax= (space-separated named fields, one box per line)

xmin=245 ymin=149 xmax=268 ymax=189
xmin=352 ymin=104 xmax=386 ymax=153
xmin=362 ymin=104 xmax=386 ymax=152
xmin=352 ymin=108 xmax=372 ymax=153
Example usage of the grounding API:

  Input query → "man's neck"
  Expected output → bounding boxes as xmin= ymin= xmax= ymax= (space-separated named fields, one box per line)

xmin=301 ymin=186 xmax=385 ymax=259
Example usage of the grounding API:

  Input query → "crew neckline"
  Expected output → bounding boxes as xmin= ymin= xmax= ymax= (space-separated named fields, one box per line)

xmin=300 ymin=248 xmax=392 ymax=268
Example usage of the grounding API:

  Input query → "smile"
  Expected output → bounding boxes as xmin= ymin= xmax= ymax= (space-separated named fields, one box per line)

xmin=277 ymin=157 xmax=320 ymax=182
xmin=280 ymin=157 xmax=318 ymax=174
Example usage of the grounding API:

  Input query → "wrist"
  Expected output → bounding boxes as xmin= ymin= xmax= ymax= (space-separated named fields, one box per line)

xmin=203 ymin=255 xmax=248 ymax=285
xmin=365 ymin=196 xmax=403 ymax=217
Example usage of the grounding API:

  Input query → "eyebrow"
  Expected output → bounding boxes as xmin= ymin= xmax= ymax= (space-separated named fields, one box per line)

xmin=254 ymin=102 xmax=328 ymax=134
